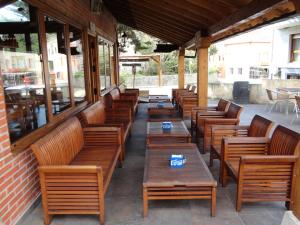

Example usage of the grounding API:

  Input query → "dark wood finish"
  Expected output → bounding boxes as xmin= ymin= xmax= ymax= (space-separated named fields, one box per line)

xmin=222 ymin=125 xmax=300 ymax=211
xmin=31 ymin=117 xmax=122 ymax=225
xmin=191 ymin=98 xmax=230 ymax=137
xmin=148 ymin=102 xmax=176 ymax=117
xmin=149 ymin=95 xmax=171 ymax=103
xmin=172 ymin=84 xmax=191 ymax=104
xmin=143 ymin=144 xmax=217 ymax=217
xmin=211 ymin=115 xmax=273 ymax=182
xmin=146 ymin=120 xmax=191 ymax=145
xmin=103 ymin=0 xmax=296 ymax=46
xmin=80 ymin=100 xmax=132 ymax=161
xmin=196 ymin=102 xmax=243 ymax=153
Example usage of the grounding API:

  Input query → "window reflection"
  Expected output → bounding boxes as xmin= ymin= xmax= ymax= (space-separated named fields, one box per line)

xmin=69 ymin=26 xmax=86 ymax=105
xmin=44 ymin=16 xmax=71 ymax=114
xmin=0 ymin=1 xmax=47 ymax=142
xmin=98 ymin=38 xmax=112 ymax=91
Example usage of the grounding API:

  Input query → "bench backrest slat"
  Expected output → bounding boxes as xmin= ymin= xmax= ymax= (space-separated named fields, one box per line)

xmin=81 ymin=101 xmax=105 ymax=125
xmin=31 ymin=117 xmax=84 ymax=166
xmin=269 ymin=125 xmax=300 ymax=155
xmin=225 ymin=103 xmax=243 ymax=119
xmin=217 ymin=99 xmax=230 ymax=112
xmin=248 ymin=115 xmax=273 ymax=137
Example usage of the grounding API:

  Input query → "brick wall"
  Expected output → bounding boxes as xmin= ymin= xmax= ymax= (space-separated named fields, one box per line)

xmin=0 ymin=83 xmax=40 ymax=225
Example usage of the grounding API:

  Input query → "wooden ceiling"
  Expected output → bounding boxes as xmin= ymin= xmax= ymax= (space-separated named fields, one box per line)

xmin=103 ymin=0 xmax=298 ymax=46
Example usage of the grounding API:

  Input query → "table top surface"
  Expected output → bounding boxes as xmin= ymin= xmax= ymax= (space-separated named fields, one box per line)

xmin=143 ymin=145 xmax=217 ymax=187
xmin=149 ymin=95 xmax=170 ymax=100
xmin=147 ymin=121 xmax=191 ymax=137
xmin=148 ymin=102 xmax=174 ymax=109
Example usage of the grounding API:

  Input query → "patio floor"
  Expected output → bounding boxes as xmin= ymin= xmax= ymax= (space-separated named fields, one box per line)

xmin=19 ymin=102 xmax=298 ymax=225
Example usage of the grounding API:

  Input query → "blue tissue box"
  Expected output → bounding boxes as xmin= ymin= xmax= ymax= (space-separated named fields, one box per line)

xmin=162 ymin=121 xmax=173 ymax=131
xmin=157 ymin=102 xmax=164 ymax=108
xmin=169 ymin=155 xmax=186 ymax=168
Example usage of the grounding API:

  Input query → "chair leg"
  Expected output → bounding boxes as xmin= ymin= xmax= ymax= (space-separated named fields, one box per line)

xmin=43 ymin=214 xmax=52 ymax=225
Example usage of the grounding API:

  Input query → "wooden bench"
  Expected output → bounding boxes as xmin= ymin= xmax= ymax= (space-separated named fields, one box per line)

xmin=210 ymin=115 xmax=273 ymax=182
xmin=80 ymin=100 xmax=132 ymax=161
xmin=104 ymin=86 xmax=138 ymax=117
xmin=172 ymin=84 xmax=191 ymax=104
xmin=190 ymin=98 xmax=230 ymax=137
xmin=31 ymin=117 xmax=122 ymax=225
xmin=118 ymin=84 xmax=139 ymax=97
xmin=222 ymin=125 xmax=300 ymax=211
xmin=196 ymin=102 xmax=243 ymax=153
xmin=178 ymin=93 xmax=198 ymax=119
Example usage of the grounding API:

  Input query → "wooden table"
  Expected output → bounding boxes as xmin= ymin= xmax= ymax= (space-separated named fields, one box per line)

xmin=146 ymin=120 xmax=191 ymax=144
xmin=143 ymin=144 xmax=217 ymax=217
xmin=148 ymin=102 xmax=176 ymax=117
xmin=149 ymin=95 xmax=171 ymax=103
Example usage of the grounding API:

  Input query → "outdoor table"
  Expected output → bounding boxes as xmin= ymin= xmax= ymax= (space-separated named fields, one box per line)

xmin=143 ymin=144 xmax=217 ymax=217
xmin=149 ymin=95 xmax=171 ymax=103
xmin=148 ymin=102 xmax=176 ymax=117
xmin=146 ymin=120 xmax=191 ymax=145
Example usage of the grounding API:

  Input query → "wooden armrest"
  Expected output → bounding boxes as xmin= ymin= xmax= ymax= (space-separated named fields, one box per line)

xmin=223 ymin=137 xmax=270 ymax=161
xmin=211 ymin=125 xmax=250 ymax=146
xmin=192 ymin=106 xmax=217 ymax=111
xmin=240 ymin=155 xmax=298 ymax=163
xmin=105 ymin=108 xmax=132 ymax=121
xmin=197 ymin=111 xmax=226 ymax=117
xmin=224 ymin=136 xmax=269 ymax=144
xmin=83 ymin=126 xmax=122 ymax=146
xmin=204 ymin=118 xmax=239 ymax=126
xmin=39 ymin=165 xmax=101 ymax=173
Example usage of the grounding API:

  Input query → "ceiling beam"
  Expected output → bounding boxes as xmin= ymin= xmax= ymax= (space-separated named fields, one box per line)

xmin=209 ymin=0 xmax=289 ymax=36
xmin=211 ymin=1 xmax=296 ymax=42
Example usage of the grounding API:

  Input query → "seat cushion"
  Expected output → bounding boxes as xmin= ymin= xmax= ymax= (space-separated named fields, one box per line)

xmin=71 ymin=146 xmax=120 ymax=185
xmin=225 ymin=159 xmax=240 ymax=179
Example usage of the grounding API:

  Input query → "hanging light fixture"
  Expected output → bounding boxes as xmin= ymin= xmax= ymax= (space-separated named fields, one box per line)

xmin=121 ymin=32 xmax=127 ymax=48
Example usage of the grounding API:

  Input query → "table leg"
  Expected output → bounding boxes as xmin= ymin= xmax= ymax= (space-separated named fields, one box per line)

xmin=143 ymin=187 xmax=148 ymax=217
xmin=211 ymin=187 xmax=216 ymax=217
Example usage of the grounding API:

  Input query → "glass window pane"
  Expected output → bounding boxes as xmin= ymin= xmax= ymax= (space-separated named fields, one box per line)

xmin=1 ymin=2 xmax=47 ymax=142
xmin=44 ymin=16 xmax=71 ymax=115
xmin=105 ymin=44 xmax=111 ymax=88
xmin=69 ymin=26 xmax=85 ymax=105
xmin=98 ymin=38 xmax=106 ymax=91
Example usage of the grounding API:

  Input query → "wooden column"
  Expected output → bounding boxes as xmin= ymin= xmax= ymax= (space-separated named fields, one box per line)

xmin=178 ymin=48 xmax=185 ymax=89
xmin=196 ymin=37 xmax=211 ymax=107
xmin=290 ymin=0 xmax=300 ymax=12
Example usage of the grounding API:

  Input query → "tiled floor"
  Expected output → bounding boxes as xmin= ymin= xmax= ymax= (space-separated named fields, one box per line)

xmin=19 ymin=102 xmax=297 ymax=225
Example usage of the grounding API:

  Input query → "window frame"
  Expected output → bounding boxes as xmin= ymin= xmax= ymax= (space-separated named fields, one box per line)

xmin=290 ymin=33 xmax=300 ymax=63
xmin=2 ymin=2 xmax=90 ymax=151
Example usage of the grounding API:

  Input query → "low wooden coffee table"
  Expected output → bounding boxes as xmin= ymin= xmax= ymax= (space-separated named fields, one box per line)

xmin=149 ymin=95 xmax=171 ymax=103
xmin=148 ymin=102 xmax=176 ymax=117
xmin=143 ymin=144 xmax=217 ymax=217
xmin=146 ymin=120 xmax=191 ymax=145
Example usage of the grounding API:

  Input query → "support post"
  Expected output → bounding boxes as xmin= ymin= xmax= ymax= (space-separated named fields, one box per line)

xmin=196 ymin=37 xmax=211 ymax=107
xmin=178 ymin=48 xmax=185 ymax=89
xmin=157 ymin=56 xmax=162 ymax=87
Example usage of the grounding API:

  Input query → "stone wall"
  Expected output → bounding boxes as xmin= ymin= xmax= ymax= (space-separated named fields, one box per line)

xmin=121 ymin=74 xmax=300 ymax=104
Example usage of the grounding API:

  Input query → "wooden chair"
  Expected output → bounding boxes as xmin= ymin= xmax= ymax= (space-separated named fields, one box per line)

xmin=191 ymin=98 xmax=230 ymax=137
xmin=172 ymin=84 xmax=191 ymax=104
xmin=31 ymin=117 xmax=122 ymax=225
xmin=196 ymin=102 xmax=243 ymax=153
xmin=222 ymin=125 xmax=300 ymax=211
xmin=80 ymin=100 xmax=132 ymax=161
xmin=104 ymin=87 xmax=138 ymax=117
xmin=118 ymin=84 xmax=139 ymax=97
xmin=210 ymin=115 xmax=273 ymax=182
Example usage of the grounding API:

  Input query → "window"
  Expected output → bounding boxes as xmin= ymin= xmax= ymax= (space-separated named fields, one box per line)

xmin=69 ymin=25 xmax=86 ymax=105
xmin=98 ymin=37 xmax=112 ymax=91
xmin=249 ymin=67 xmax=269 ymax=79
xmin=238 ymin=68 xmax=243 ymax=75
xmin=291 ymin=34 xmax=300 ymax=62
xmin=44 ymin=15 xmax=71 ymax=115
xmin=230 ymin=68 xmax=234 ymax=75
xmin=1 ymin=1 xmax=47 ymax=142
